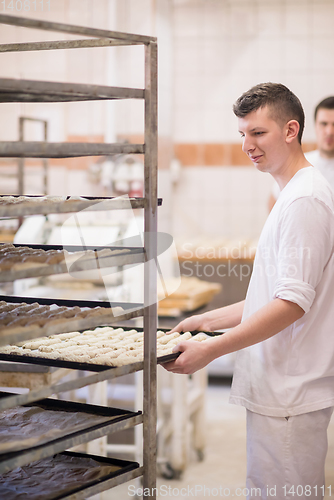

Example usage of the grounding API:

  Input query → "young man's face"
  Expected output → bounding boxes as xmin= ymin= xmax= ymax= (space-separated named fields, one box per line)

xmin=315 ymin=108 xmax=334 ymax=158
xmin=238 ymin=105 xmax=289 ymax=174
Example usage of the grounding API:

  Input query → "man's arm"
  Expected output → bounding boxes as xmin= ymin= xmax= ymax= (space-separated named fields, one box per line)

xmin=163 ymin=298 xmax=304 ymax=374
xmin=169 ymin=300 xmax=245 ymax=333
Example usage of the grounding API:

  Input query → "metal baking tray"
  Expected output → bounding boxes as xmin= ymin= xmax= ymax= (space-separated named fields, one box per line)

xmin=0 ymin=295 xmax=144 ymax=347
xmin=0 ymin=244 xmax=145 ymax=282
xmin=155 ymin=328 xmax=224 ymax=363
xmin=0 ymin=325 xmax=179 ymax=371
xmin=0 ymin=194 xmax=162 ymax=218
xmin=0 ymin=450 xmax=141 ymax=500
xmin=0 ymin=326 xmax=223 ymax=371
xmin=0 ymin=390 xmax=142 ymax=474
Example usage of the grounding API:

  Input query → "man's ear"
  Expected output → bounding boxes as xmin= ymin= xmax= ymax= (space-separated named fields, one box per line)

xmin=285 ymin=120 xmax=300 ymax=143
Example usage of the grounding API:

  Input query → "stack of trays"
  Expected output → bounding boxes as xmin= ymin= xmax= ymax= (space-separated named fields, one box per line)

xmin=0 ymin=392 xmax=142 ymax=499
xmin=0 ymin=243 xmax=144 ymax=282
xmin=0 ymin=297 xmax=144 ymax=347
xmin=0 ymin=452 xmax=140 ymax=500
xmin=0 ymin=194 xmax=155 ymax=217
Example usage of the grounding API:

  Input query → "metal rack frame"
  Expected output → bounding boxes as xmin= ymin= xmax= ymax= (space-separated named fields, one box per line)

xmin=0 ymin=393 xmax=143 ymax=474
xmin=0 ymin=195 xmax=160 ymax=217
xmin=0 ymin=13 xmax=158 ymax=498
xmin=0 ymin=243 xmax=146 ymax=282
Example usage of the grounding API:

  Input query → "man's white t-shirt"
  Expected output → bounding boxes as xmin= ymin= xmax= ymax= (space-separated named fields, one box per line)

xmin=230 ymin=167 xmax=334 ymax=417
xmin=305 ymin=150 xmax=334 ymax=191
xmin=271 ymin=149 xmax=334 ymax=199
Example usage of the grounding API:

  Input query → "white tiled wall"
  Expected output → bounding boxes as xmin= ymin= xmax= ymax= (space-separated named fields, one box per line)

xmin=171 ymin=166 xmax=274 ymax=243
xmin=171 ymin=0 xmax=334 ymax=244
xmin=173 ymin=0 xmax=334 ymax=143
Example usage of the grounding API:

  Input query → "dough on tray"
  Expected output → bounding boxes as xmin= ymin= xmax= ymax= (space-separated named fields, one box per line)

xmin=0 ymin=245 xmax=66 ymax=270
xmin=0 ymin=326 xmax=210 ymax=368
xmin=157 ymin=331 xmax=181 ymax=345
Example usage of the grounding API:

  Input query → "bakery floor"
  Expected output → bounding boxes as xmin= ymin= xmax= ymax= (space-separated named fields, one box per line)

xmin=96 ymin=377 xmax=334 ymax=500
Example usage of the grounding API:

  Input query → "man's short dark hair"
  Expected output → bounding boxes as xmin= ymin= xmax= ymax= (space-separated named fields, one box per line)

xmin=314 ymin=96 xmax=334 ymax=121
xmin=233 ymin=82 xmax=305 ymax=144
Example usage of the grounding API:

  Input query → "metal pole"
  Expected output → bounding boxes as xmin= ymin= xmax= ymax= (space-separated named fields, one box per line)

xmin=0 ymin=141 xmax=144 ymax=158
xmin=0 ymin=14 xmax=155 ymax=44
xmin=43 ymin=120 xmax=48 ymax=194
xmin=18 ymin=117 xmax=24 ymax=195
xmin=143 ymin=40 xmax=158 ymax=497
xmin=0 ymin=38 xmax=140 ymax=53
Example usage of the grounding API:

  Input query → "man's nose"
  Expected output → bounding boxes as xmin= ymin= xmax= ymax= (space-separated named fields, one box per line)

xmin=242 ymin=136 xmax=255 ymax=154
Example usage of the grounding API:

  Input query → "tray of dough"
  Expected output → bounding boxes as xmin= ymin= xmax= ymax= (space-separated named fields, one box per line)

xmin=0 ymin=326 xmax=213 ymax=372
xmin=0 ymin=194 xmax=162 ymax=217
xmin=0 ymin=391 xmax=142 ymax=474
xmin=0 ymin=450 xmax=140 ymax=500
xmin=0 ymin=296 xmax=144 ymax=347
xmin=0 ymin=243 xmax=145 ymax=282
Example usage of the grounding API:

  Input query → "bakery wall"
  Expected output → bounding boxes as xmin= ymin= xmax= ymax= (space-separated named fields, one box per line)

xmin=171 ymin=0 xmax=334 ymax=247
xmin=1 ymin=0 xmax=334 ymax=246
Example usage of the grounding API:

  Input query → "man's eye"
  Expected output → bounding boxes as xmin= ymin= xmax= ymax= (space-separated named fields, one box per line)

xmin=255 ymin=132 xmax=263 ymax=135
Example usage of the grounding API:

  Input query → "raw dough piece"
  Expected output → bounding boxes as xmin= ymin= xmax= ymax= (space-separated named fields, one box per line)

xmin=157 ymin=331 xmax=180 ymax=345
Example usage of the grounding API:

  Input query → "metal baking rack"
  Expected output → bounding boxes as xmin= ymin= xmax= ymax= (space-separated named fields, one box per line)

xmin=0 ymin=295 xmax=144 ymax=346
xmin=0 ymin=243 xmax=147 ymax=282
xmin=0 ymin=194 xmax=162 ymax=217
xmin=0 ymin=12 xmax=158 ymax=498
xmin=0 ymin=450 xmax=142 ymax=500
xmin=0 ymin=363 xmax=145 ymax=412
xmin=0 ymin=76 xmax=145 ymax=103
xmin=0 ymin=391 xmax=142 ymax=475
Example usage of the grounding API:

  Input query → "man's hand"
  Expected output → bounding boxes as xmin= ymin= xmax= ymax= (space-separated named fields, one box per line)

xmin=169 ymin=314 xmax=208 ymax=334
xmin=169 ymin=300 xmax=246 ymax=334
xmin=163 ymin=298 xmax=304 ymax=375
xmin=162 ymin=338 xmax=216 ymax=375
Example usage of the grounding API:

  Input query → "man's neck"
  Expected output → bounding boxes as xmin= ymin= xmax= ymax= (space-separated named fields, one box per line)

xmin=273 ymin=149 xmax=310 ymax=191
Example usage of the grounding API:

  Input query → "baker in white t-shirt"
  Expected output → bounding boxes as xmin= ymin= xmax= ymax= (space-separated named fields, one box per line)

xmin=269 ymin=96 xmax=334 ymax=209
xmin=163 ymin=83 xmax=334 ymax=499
